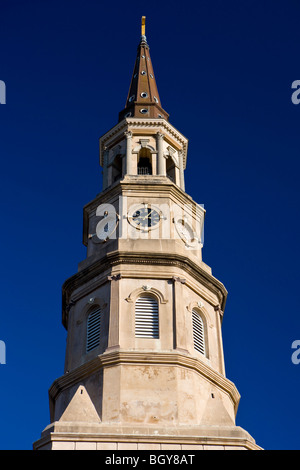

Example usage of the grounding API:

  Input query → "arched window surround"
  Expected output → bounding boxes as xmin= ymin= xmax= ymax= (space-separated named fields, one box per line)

xmin=126 ymin=286 xmax=168 ymax=305
xmin=126 ymin=286 xmax=168 ymax=341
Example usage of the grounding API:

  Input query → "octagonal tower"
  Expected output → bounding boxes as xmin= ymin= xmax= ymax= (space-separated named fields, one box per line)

xmin=33 ymin=18 xmax=260 ymax=451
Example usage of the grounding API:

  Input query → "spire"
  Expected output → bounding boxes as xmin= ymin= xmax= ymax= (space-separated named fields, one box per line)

xmin=118 ymin=16 xmax=169 ymax=122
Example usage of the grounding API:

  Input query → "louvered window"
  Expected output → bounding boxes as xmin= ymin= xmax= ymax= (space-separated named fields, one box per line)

xmin=86 ymin=307 xmax=102 ymax=352
xmin=135 ymin=296 xmax=159 ymax=338
xmin=192 ymin=310 xmax=206 ymax=355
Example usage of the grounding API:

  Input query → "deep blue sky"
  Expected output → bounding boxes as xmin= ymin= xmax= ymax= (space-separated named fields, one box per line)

xmin=0 ymin=0 xmax=299 ymax=450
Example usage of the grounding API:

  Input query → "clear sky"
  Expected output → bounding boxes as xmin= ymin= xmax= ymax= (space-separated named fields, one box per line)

xmin=0 ymin=0 xmax=299 ymax=450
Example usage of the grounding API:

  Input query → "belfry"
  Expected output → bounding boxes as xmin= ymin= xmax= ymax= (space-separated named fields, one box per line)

xmin=33 ymin=18 xmax=261 ymax=450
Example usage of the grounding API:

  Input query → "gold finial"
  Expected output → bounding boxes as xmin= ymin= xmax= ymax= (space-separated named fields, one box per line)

xmin=141 ymin=16 xmax=146 ymax=36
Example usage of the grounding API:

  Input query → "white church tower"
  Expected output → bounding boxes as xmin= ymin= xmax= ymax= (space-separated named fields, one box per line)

xmin=33 ymin=18 xmax=261 ymax=451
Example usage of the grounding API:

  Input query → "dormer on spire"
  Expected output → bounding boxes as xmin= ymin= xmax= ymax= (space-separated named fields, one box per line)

xmin=118 ymin=17 xmax=169 ymax=122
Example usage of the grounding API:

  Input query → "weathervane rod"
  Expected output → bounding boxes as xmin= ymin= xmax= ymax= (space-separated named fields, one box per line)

xmin=141 ymin=16 xmax=146 ymax=36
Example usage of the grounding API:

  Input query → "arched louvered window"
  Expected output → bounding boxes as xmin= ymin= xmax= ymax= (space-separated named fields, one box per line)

xmin=86 ymin=307 xmax=102 ymax=352
xmin=135 ymin=296 xmax=159 ymax=338
xmin=192 ymin=310 xmax=206 ymax=356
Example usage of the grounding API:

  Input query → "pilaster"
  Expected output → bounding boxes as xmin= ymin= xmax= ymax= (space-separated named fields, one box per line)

xmin=172 ymin=276 xmax=188 ymax=353
xmin=106 ymin=274 xmax=122 ymax=351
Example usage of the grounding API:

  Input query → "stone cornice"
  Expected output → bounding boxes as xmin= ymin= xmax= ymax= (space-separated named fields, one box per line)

xmin=99 ymin=118 xmax=188 ymax=168
xmin=83 ymin=175 xmax=201 ymax=214
xmin=62 ymin=250 xmax=227 ymax=328
xmin=48 ymin=349 xmax=240 ymax=415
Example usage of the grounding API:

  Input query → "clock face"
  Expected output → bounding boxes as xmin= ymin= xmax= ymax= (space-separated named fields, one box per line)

xmin=129 ymin=206 xmax=161 ymax=230
xmin=94 ymin=215 xmax=118 ymax=242
xmin=175 ymin=219 xmax=195 ymax=245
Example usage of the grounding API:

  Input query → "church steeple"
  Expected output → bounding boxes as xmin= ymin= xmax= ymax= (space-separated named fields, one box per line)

xmin=118 ymin=17 xmax=169 ymax=122
xmin=33 ymin=16 xmax=261 ymax=451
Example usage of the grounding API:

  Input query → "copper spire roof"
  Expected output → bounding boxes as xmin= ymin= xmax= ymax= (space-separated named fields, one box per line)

xmin=118 ymin=17 xmax=169 ymax=122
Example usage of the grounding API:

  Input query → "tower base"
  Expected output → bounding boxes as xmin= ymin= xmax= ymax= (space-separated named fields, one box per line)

xmin=33 ymin=422 xmax=262 ymax=450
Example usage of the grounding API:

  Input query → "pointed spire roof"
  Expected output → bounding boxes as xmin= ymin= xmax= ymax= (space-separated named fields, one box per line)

xmin=118 ymin=17 xmax=169 ymax=122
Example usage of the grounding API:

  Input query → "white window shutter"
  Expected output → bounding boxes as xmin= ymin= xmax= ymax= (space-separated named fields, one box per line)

xmin=135 ymin=296 xmax=159 ymax=338
xmin=192 ymin=310 xmax=206 ymax=355
xmin=86 ymin=307 xmax=102 ymax=352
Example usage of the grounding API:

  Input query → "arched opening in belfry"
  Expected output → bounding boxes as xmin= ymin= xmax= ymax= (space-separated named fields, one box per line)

xmin=111 ymin=154 xmax=123 ymax=182
xmin=166 ymin=155 xmax=176 ymax=182
xmin=137 ymin=147 xmax=152 ymax=175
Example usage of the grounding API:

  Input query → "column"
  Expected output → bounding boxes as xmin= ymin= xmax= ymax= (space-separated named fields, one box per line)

xmin=124 ymin=131 xmax=133 ymax=175
xmin=156 ymin=132 xmax=166 ymax=176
